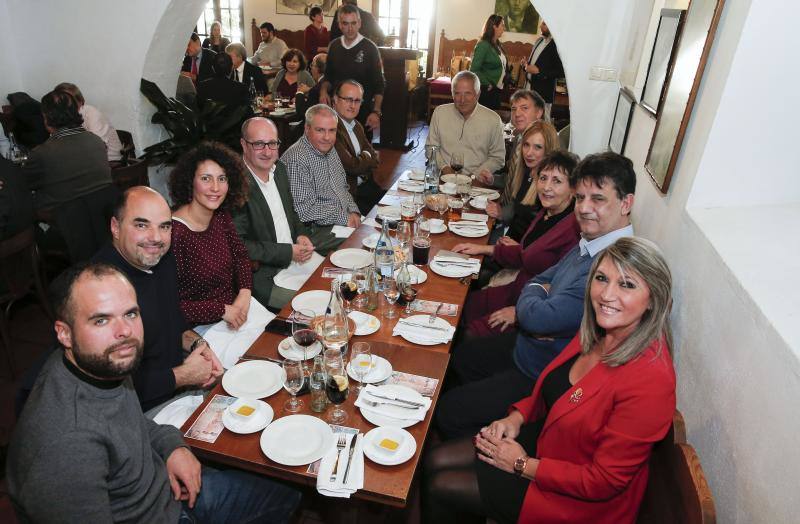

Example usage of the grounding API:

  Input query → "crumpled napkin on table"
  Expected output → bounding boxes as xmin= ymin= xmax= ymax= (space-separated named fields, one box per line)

xmin=316 ymin=433 xmax=364 ymax=498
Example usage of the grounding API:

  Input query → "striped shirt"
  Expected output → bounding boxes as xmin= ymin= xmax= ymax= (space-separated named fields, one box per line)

xmin=281 ymin=135 xmax=359 ymax=226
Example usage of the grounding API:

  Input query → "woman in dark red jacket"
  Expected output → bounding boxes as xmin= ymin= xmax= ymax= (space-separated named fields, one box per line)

xmin=425 ymin=237 xmax=677 ymax=524
xmin=455 ymin=151 xmax=581 ymax=337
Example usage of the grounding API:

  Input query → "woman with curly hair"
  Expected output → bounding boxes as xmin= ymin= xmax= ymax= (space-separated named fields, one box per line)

xmin=271 ymin=48 xmax=315 ymax=99
xmin=169 ymin=141 xmax=253 ymax=330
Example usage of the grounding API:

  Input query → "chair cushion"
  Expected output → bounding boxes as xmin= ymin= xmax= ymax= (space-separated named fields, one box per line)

xmin=428 ymin=77 xmax=452 ymax=95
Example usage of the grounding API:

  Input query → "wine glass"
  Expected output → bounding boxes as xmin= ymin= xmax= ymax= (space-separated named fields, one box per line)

xmin=458 ymin=177 xmax=473 ymax=207
xmin=322 ymin=310 xmax=349 ymax=355
xmin=349 ymin=342 xmax=372 ymax=394
xmin=323 ymin=349 xmax=349 ymax=424
xmin=450 ymin=151 xmax=464 ymax=174
xmin=396 ymin=221 xmax=412 ymax=250
xmin=383 ymin=276 xmax=400 ymax=319
xmin=352 ymin=266 xmax=368 ymax=309
xmin=339 ymin=274 xmax=358 ymax=313
xmin=292 ymin=308 xmax=317 ymax=364
xmin=413 ymin=191 xmax=425 ymax=215
xmin=435 ymin=195 xmax=449 ymax=224
xmin=283 ymin=360 xmax=305 ymax=413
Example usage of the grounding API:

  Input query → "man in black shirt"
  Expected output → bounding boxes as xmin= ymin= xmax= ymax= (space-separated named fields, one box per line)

xmin=92 ymin=186 xmax=223 ymax=413
xmin=321 ymin=3 xmax=385 ymax=130
xmin=329 ymin=0 xmax=385 ymax=44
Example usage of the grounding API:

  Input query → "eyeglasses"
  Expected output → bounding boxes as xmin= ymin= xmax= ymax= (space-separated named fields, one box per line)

xmin=337 ymin=96 xmax=363 ymax=106
xmin=244 ymin=139 xmax=281 ymax=150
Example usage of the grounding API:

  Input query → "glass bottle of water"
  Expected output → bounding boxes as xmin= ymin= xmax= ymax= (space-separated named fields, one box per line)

xmin=309 ymin=354 xmax=327 ymax=413
xmin=374 ymin=220 xmax=395 ymax=284
xmin=322 ymin=279 xmax=349 ymax=355
xmin=424 ymin=144 xmax=441 ymax=194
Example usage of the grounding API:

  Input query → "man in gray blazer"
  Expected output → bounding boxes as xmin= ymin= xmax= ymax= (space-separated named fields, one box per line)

xmin=232 ymin=117 xmax=336 ymax=309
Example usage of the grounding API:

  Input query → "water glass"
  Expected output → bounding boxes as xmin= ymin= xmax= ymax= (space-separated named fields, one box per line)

xmin=349 ymin=342 xmax=372 ymax=394
xmin=382 ymin=276 xmax=400 ymax=319
xmin=323 ymin=349 xmax=349 ymax=424
xmin=283 ymin=360 xmax=305 ymax=413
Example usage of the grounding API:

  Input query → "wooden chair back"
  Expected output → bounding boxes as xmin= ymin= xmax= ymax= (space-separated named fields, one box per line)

xmin=251 ymin=19 xmax=304 ymax=58
xmin=637 ymin=410 xmax=715 ymax=524
xmin=436 ymin=30 xmax=476 ymax=75
xmin=112 ymin=158 xmax=150 ymax=191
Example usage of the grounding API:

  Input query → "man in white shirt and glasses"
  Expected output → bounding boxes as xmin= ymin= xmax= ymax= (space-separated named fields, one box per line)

xmin=232 ymin=117 xmax=330 ymax=310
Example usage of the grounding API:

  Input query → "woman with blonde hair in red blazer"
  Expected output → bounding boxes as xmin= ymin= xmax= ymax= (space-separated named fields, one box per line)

xmin=425 ymin=236 xmax=676 ymax=524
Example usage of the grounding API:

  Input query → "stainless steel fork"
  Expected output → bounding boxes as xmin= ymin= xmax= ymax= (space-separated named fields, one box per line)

xmin=329 ymin=434 xmax=347 ymax=482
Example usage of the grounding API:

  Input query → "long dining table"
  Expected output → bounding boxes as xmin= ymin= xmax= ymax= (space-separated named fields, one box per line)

xmin=181 ymin=175 xmax=496 ymax=508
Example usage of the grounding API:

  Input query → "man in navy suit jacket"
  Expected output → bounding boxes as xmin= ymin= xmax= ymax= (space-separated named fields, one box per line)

xmin=226 ymin=42 xmax=267 ymax=94
xmin=523 ymin=21 xmax=564 ymax=103
xmin=181 ymin=32 xmax=216 ymax=84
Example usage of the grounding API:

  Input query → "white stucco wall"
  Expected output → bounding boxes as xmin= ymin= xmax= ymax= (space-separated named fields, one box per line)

xmin=0 ymin=0 xmax=22 ymax=97
xmin=625 ymin=0 xmax=800 ymax=520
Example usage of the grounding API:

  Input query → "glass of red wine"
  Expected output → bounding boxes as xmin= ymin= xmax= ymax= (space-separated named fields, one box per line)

xmin=450 ymin=151 xmax=464 ymax=175
xmin=339 ymin=274 xmax=359 ymax=313
xmin=292 ymin=308 xmax=317 ymax=370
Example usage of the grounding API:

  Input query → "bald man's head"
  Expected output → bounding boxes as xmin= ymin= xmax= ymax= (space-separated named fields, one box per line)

xmin=110 ymin=187 xmax=173 ymax=270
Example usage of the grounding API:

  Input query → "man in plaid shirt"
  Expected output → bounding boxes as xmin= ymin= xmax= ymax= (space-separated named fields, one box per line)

xmin=282 ymin=104 xmax=362 ymax=233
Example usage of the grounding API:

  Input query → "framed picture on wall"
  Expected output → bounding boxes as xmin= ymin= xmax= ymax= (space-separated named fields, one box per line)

xmin=495 ymin=0 xmax=540 ymax=34
xmin=609 ymin=87 xmax=635 ymax=155
xmin=277 ymin=0 xmax=339 ymax=16
xmin=641 ymin=8 xmax=685 ymax=116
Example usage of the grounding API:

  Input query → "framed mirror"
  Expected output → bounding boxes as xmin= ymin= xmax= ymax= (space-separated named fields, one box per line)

xmin=609 ymin=88 xmax=635 ymax=154
xmin=641 ymin=9 xmax=685 ymax=115
xmin=645 ymin=0 xmax=726 ymax=193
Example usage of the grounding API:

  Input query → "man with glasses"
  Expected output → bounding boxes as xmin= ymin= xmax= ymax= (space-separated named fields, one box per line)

xmin=333 ymin=80 xmax=383 ymax=214
xmin=233 ymin=117 xmax=335 ymax=310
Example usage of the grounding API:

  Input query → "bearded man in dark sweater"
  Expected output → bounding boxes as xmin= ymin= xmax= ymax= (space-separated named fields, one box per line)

xmin=321 ymin=3 xmax=385 ymax=131
xmin=92 ymin=186 xmax=224 ymax=414
xmin=6 ymin=262 xmax=300 ymax=522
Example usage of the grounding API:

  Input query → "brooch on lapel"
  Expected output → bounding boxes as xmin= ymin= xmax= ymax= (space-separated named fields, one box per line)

xmin=569 ymin=387 xmax=583 ymax=404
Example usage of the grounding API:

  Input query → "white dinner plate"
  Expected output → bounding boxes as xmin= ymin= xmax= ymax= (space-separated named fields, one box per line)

xmin=396 ymin=315 xmax=454 ymax=345
xmin=470 ymin=188 xmax=500 ymax=200
xmin=398 ymin=180 xmax=425 ymax=193
xmin=429 ymin=258 xmax=480 ymax=278
xmin=291 ymin=290 xmax=331 ymax=316
xmin=278 ymin=336 xmax=323 ymax=361
xmin=394 ymin=264 xmax=428 ymax=284
xmin=376 ymin=206 xmax=401 ymax=220
xmin=348 ymin=311 xmax=381 ymax=335
xmin=469 ymin=197 xmax=488 ymax=210
xmin=222 ymin=399 xmax=274 ymax=434
xmin=363 ymin=427 xmax=417 ymax=466
xmin=347 ymin=355 xmax=393 ymax=384
xmin=406 ymin=169 xmax=425 ymax=181
xmin=330 ymin=248 xmax=373 ymax=269
xmin=362 ymin=233 xmax=398 ymax=250
xmin=440 ymin=173 xmax=471 ymax=185
xmin=448 ymin=223 xmax=489 ymax=238
xmin=222 ymin=360 xmax=286 ymax=399
xmin=260 ymin=415 xmax=334 ymax=466
xmin=359 ymin=384 xmax=426 ymax=428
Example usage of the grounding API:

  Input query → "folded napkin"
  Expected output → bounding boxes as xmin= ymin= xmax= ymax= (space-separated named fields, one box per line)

xmin=274 ymin=252 xmax=325 ymax=291
xmin=433 ymin=252 xmax=481 ymax=266
xmin=331 ymin=225 xmax=356 ymax=239
xmin=203 ymin=297 xmax=276 ymax=369
xmin=362 ymin=217 xmax=380 ymax=228
xmin=392 ymin=318 xmax=456 ymax=344
xmin=316 ymin=433 xmax=364 ymax=498
xmin=152 ymin=394 xmax=204 ymax=428
xmin=461 ymin=212 xmax=489 ymax=223
xmin=355 ymin=385 xmax=432 ymax=423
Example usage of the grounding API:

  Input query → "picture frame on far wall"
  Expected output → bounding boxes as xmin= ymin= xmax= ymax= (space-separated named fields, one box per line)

xmin=608 ymin=88 xmax=635 ymax=155
xmin=641 ymin=8 xmax=685 ymax=116
xmin=277 ymin=0 xmax=338 ymax=16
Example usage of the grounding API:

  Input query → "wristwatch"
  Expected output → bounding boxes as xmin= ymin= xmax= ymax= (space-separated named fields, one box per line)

xmin=371 ymin=109 xmax=382 ymax=117
xmin=513 ymin=455 xmax=529 ymax=477
xmin=190 ymin=338 xmax=207 ymax=352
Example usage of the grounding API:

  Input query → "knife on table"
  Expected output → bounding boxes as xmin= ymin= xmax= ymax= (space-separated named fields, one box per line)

xmin=342 ymin=434 xmax=358 ymax=484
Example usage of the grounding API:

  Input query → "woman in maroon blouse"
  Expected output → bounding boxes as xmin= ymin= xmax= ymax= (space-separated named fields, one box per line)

xmin=304 ymin=6 xmax=329 ymax=65
xmin=169 ymin=141 xmax=253 ymax=329
xmin=454 ymin=151 xmax=582 ymax=337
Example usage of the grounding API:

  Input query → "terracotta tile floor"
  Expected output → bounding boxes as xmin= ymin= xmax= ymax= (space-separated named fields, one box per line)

xmin=0 ymin=124 xmax=430 ymax=523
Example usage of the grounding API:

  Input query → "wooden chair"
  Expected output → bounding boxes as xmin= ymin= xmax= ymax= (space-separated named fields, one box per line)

xmin=250 ymin=19 xmax=304 ymax=56
xmin=0 ymin=227 xmax=53 ymax=377
xmin=637 ymin=410 xmax=716 ymax=524
xmin=116 ymin=129 xmax=137 ymax=166
xmin=112 ymin=158 xmax=150 ymax=191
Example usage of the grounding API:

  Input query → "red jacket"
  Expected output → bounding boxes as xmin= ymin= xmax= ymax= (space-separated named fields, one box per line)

xmin=511 ymin=335 xmax=676 ymax=524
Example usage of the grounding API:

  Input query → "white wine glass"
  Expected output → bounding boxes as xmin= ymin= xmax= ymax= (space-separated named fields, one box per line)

xmin=349 ymin=342 xmax=372 ymax=394
xmin=383 ymin=276 xmax=400 ymax=319
xmin=283 ymin=360 xmax=305 ymax=413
